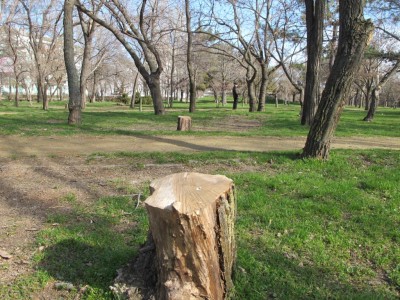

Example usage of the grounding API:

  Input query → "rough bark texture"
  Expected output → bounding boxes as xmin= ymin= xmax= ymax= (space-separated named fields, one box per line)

xmin=177 ymin=116 xmax=192 ymax=131
xmin=246 ymin=65 xmax=257 ymax=112
xmin=302 ymin=0 xmax=374 ymax=159
xmin=302 ymin=0 xmax=325 ymax=125
xmin=64 ymin=0 xmax=82 ymax=125
xmin=185 ymin=0 xmax=197 ymax=113
xmin=37 ymin=78 xmax=43 ymax=103
xmin=145 ymin=172 xmax=236 ymax=300
xmin=147 ymin=75 xmax=165 ymax=115
xmin=257 ymin=63 xmax=268 ymax=112
xmin=130 ymin=73 xmax=139 ymax=109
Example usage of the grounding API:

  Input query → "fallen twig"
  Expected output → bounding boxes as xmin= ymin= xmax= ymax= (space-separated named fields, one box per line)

xmin=135 ymin=193 xmax=142 ymax=209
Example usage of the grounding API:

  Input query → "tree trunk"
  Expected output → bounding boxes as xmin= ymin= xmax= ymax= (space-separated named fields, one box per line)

xmin=90 ymin=71 xmax=97 ymax=103
xmin=247 ymin=79 xmax=257 ymax=112
xmin=42 ymin=85 xmax=49 ymax=110
xmin=14 ymin=80 xmax=19 ymax=107
xmin=23 ymin=83 xmax=32 ymax=105
xmin=329 ymin=21 xmax=339 ymax=72
xmin=302 ymin=0 xmax=374 ymax=159
xmin=186 ymin=0 xmax=196 ymax=113
xmin=302 ymin=0 xmax=325 ymax=125
xmin=169 ymin=44 xmax=175 ymax=108
xmin=354 ymin=89 xmax=360 ymax=107
xmin=246 ymin=65 xmax=257 ymax=112
xmin=363 ymin=88 xmax=379 ymax=122
xmin=365 ymin=93 xmax=370 ymax=110
xmin=221 ymin=88 xmax=227 ymax=106
xmin=81 ymin=84 xmax=87 ymax=109
xmin=37 ymin=78 xmax=43 ymax=103
xmin=145 ymin=172 xmax=236 ymax=300
xmin=100 ymin=88 xmax=104 ymax=102
xmin=79 ymin=22 xmax=94 ymax=110
xmin=64 ymin=0 xmax=82 ymax=124
xmin=58 ymin=85 xmax=63 ymax=101
xmin=257 ymin=63 xmax=268 ymax=111
xmin=130 ymin=72 xmax=139 ymax=109
xmin=147 ymin=74 xmax=165 ymax=115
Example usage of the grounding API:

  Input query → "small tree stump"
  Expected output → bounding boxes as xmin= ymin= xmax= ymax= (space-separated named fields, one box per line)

xmin=145 ymin=172 xmax=236 ymax=300
xmin=177 ymin=116 xmax=192 ymax=131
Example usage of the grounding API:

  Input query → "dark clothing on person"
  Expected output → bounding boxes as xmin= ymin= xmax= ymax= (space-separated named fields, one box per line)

xmin=232 ymin=84 xmax=239 ymax=110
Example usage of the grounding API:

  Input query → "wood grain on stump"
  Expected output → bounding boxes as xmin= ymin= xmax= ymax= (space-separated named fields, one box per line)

xmin=145 ymin=172 xmax=236 ymax=300
xmin=177 ymin=116 xmax=192 ymax=131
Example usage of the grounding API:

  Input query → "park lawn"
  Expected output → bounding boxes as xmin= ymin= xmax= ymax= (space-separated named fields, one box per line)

xmin=0 ymin=98 xmax=399 ymax=137
xmin=1 ymin=149 xmax=399 ymax=299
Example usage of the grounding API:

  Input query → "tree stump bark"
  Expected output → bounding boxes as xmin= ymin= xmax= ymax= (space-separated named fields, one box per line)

xmin=177 ymin=116 xmax=192 ymax=131
xmin=145 ymin=172 xmax=236 ymax=300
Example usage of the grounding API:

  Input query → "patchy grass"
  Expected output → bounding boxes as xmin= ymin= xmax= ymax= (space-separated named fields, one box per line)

xmin=1 ymin=149 xmax=399 ymax=299
xmin=0 ymin=190 xmax=149 ymax=299
xmin=0 ymin=99 xmax=399 ymax=137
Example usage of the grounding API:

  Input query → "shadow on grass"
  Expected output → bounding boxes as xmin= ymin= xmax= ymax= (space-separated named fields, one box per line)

xmin=37 ymin=238 xmax=129 ymax=291
xmin=35 ymin=200 xmax=148 ymax=295
xmin=124 ymin=133 xmax=227 ymax=151
xmin=235 ymin=247 xmax=398 ymax=299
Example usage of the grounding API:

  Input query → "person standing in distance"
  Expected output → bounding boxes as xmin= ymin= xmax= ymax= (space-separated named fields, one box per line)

xmin=232 ymin=82 xmax=239 ymax=110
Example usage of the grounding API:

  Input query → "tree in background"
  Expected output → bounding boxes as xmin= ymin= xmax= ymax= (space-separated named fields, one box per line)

xmin=76 ymin=0 xmax=166 ymax=115
xmin=20 ymin=0 xmax=63 ymax=110
xmin=362 ymin=54 xmax=400 ymax=121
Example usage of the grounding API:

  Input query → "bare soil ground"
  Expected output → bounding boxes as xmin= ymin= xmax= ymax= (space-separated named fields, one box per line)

xmin=1 ymin=135 xmax=400 ymax=157
xmin=0 ymin=134 xmax=399 ymax=298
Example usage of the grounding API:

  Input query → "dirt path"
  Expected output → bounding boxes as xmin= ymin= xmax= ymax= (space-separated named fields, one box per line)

xmin=1 ymin=135 xmax=400 ymax=157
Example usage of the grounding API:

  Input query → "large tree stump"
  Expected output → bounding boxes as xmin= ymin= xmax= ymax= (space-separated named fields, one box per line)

xmin=177 ymin=116 xmax=192 ymax=131
xmin=145 ymin=172 xmax=236 ymax=300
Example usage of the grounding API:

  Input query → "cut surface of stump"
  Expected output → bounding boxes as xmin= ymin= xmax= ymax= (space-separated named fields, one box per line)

xmin=177 ymin=116 xmax=192 ymax=131
xmin=145 ymin=172 xmax=236 ymax=300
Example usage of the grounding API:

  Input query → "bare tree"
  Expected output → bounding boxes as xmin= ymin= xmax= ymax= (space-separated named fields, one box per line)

xmin=5 ymin=24 xmax=29 ymax=106
xmin=272 ymin=2 xmax=307 ymax=102
xmin=360 ymin=0 xmax=400 ymax=120
xmin=76 ymin=0 xmax=166 ymax=115
xmin=363 ymin=58 xmax=400 ymax=121
xmin=20 ymin=0 xmax=63 ymax=110
xmin=2 ymin=2 xmax=28 ymax=106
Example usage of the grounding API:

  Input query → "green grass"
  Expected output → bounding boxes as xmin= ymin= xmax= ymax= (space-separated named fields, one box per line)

xmin=232 ymin=150 xmax=400 ymax=299
xmin=0 ymin=98 xmax=399 ymax=137
xmin=1 ymin=149 xmax=399 ymax=299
